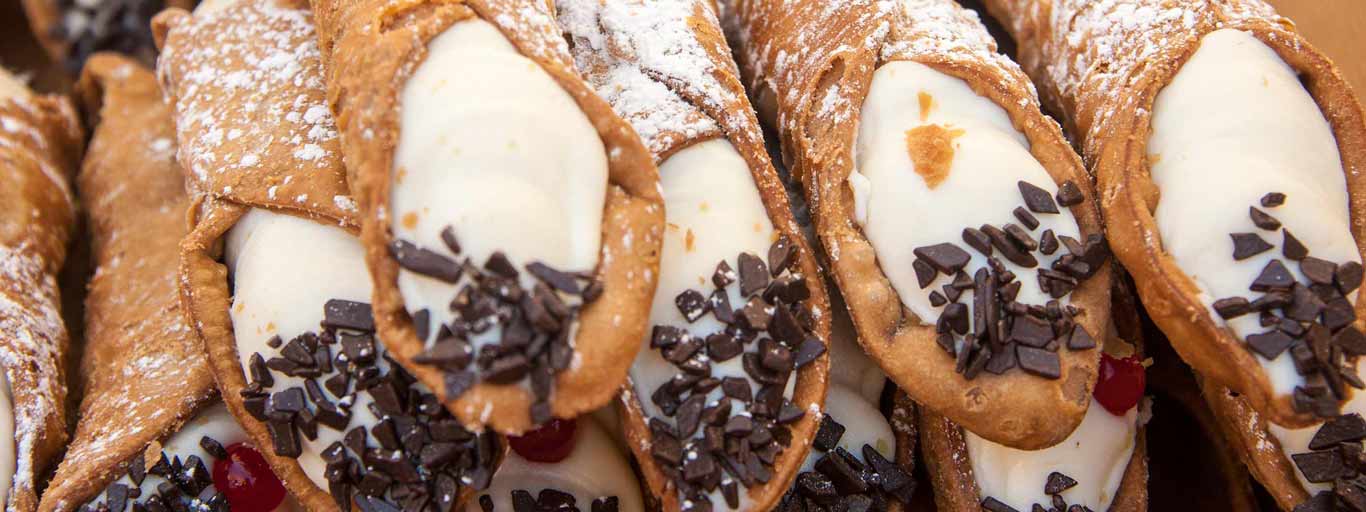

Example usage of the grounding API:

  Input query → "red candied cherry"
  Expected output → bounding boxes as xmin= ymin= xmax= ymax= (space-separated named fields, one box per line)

xmin=1094 ymin=353 xmax=1146 ymax=416
xmin=509 ymin=418 xmax=578 ymax=463
xmin=212 ymin=443 xmax=287 ymax=512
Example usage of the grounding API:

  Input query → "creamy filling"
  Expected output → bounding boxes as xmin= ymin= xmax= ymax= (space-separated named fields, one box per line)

xmin=966 ymin=399 xmax=1138 ymax=511
xmin=631 ymin=139 xmax=783 ymax=511
xmin=1148 ymin=29 xmax=1360 ymax=395
xmin=1271 ymin=356 xmax=1366 ymax=493
xmin=796 ymin=385 xmax=895 ymax=473
xmin=0 ymin=373 xmax=13 ymax=510
xmin=390 ymin=18 xmax=607 ymax=380
xmin=81 ymin=403 xmax=293 ymax=511
xmin=851 ymin=60 xmax=1083 ymax=326
xmin=826 ymin=289 xmax=888 ymax=405
xmin=467 ymin=414 xmax=642 ymax=511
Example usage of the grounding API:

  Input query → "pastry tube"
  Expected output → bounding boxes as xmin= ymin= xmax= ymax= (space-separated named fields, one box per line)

xmin=0 ymin=66 xmax=80 ymax=512
xmin=980 ymin=0 xmax=1366 ymax=428
xmin=466 ymin=408 xmax=644 ymax=512
xmin=19 ymin=0 xmax=194 ymax=73
xmin=39 ymin=53 xmax=294 ymax=512
xmin=309 ymin=0 xmax=665 ymax=435
xmin=556 ymin=0 xmax=831 ymax=509
xmin=723 ymin=0 xmax=1111 ymax=450
xmin=919 ymin=277 xmax=1149 ymax=512
xmin=156 ymin=1 xmax=501 ymax=511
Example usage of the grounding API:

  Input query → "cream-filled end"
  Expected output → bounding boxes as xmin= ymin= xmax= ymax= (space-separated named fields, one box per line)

xmin=388 ymin=17 xmax=608 ymax=400
xmin=966 ymin=398 xmax=1138 ymax=511
xmin=0 ymin=373 xmax=13 ymax=510
xmin=1148 ymin=29 xmax=1360 ymax=398
xmin=851 ymin=60 xmax=1084 ymax=326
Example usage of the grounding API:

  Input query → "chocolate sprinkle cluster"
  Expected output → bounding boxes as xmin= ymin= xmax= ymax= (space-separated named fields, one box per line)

xmin=647 ymin=235 xmax=825 ymax=511
xmin=1291 ymin=413 xmax=1366 ymax=512
xmin=1212 ymin=192 xmax=1365 ymax=419
xmin=981 ymin=471 xmax=1092 ymax=512
xmin=241 ymin=299 xmax=499 ymax=512
xmin=390 ymin=227 xmax=601 ymax=426
xmin=776 ymin=415 xmax=914 ymax=511
xmin=80 ymin=437 xmax=232 ymax=512
xmin=50 ymin=0 xmax=168 ymax=72
xmin=476 ymin=490 xmax=619 ymax=512
xmin=913 ymin=180 xmax=1104 ymax=381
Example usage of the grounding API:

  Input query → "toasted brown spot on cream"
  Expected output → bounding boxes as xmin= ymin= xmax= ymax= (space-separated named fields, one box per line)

xmin=905 ymin=124 xmax=963 ymax=189
xmin=918 ymin=91 xmax=934 ymax=122
xmin=401 ymin=211 xmax=419 ymax=230
xmin=685 ymin=228 xmax=696 ymax=252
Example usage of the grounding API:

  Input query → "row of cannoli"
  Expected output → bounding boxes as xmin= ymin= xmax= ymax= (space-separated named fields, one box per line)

xmin=2 ymin=0 xmax=1364 ymax=511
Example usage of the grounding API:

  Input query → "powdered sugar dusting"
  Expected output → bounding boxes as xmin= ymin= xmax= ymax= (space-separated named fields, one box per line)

xmin=0 ymin=246 xmax=66 ymax=502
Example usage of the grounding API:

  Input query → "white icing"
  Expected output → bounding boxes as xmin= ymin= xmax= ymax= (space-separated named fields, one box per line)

xmin=966 ymin=399 xmax=1138 ymax=511
xmin=852 ymin=60 xmax=1082 ymax=325
xmin=82 ymin=403 xmax=292 ymax=511
xmin=797 ymin=384 xmax=895 ymax=473
xmin=629 ymin=140 xmax=779 ymax=510
xmin=466 ymin=413 xmax=642 ymax=511
xmin=225 ymin=209 xmax=391 ymax=489
xmin=391 ymin=19 xmax=607 ymax=363
xmin=1271 ymin=356 xmax=1366 ymax=493
xmin=1148 ymin=29 xmax=1359 ymax=395
xmin=0 ymin=373 xmax=13 ymax=510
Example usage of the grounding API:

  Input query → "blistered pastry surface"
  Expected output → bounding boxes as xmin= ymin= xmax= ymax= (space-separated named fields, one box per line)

xmin=39 ymin=54 xmax=217 ymax=512
xmin=0 ymin=68 xmax=79 ymax=512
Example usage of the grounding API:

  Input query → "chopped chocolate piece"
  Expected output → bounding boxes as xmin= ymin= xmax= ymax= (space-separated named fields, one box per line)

xmin=913 ymin=259 xmax=936 ymax=289
xmin=390 ymin=240 xmax=463 ymax=283
xmin=1014 ymin=207 xmax=1040 ymax=230
xmin=709 ymin=289 xmax=735 ymax=324
xmin=963 ymin=227 xmax=993 ymax=256
xmin=1009 ymin=316 xmax=1053 ymax=348
xmin=1004 ymin=224 xmax=1038 ymax=251
xmin=713 ymin=260 xmax=737 ymax=288
xmin=813 ymin=416 xmax=846 ymax=452
xmin=414 ymin=337 xmax=472 ymax=369
xmin=1336 ymin=328 xmax=1366 ymax=356
xmin=1339 ymin=261 xmax=1365 ymax=295
xmin=527 ymin=262 xmax=581 ymax=294
xmin=1019 ymin=181 xmax=1059 ymax=214
xmin=1039 ymin=229 xmax=1059 ymax=255
xmin=1247 ymin=330 xmax=1296 ymax=359
xmin=1016 ymin=346 xmax=1061 ymax=379
xmin=1293 ymin=450 xmax=1349 ymax=483
xmin=738 ymin=253 xmax=771 ymax=296
xmin=769 ymin=236 xmax=796 ymax=276
xmin=1309 ymin=414 xmax=1366 ymax=450
xmin=652 ymin=326 xmax=686 ymax=349
xmin=722 ymin=377 xmax=752 ymax=403
xmin=929 ymin=291 xmax=947 ymax=307
xmin=815 ymin=449 xmax=868 ymax=494
xmin=707 ymin=333 xmax=743 ymax=362
xmin=914 ymin=243 xmax=972 ymax=275
xmin=1055 ymin=181 xmax=1084 ymax=207
xmin=1251 ymin=260 xmax=1296 ymax=292
xmin=793 ymin=338 xmax=827 ymax=368
xmin=1301 ymin=257 xmax=1339 ymax=285
xmin=984 ymin=344 xmax=1018 ymax=374
xmin=737 ymin=297 xmax=772 ymax=331
xmin=982 ymin=497 xmax=1021 ymax=512
xmin=1249 ymin=207 xmax=1281 ymax=230
xmin=1281 ymin=229 xmax=1309 ymax=261
xmin=1261 ymin=192 xmax=1287 ymax=207
xmin=676 ymin=289 xmax=710 ymax=323
xmin=444 ymin=370 xmax=475 ymax=399
xmin=1066 ymin=325 xmax=1097 ymax=350
xmin=1231 ymin=233 xmax=1273 ymax=261
xmin=941 ymin=303 xmax=970 ymax=335
xmin=482 ymin=252 xmax=518 ymax=279
xmin=324 ymin=299 xmax=375 ymax=332
xmin=267 ymin=419 xmax=302 ymax=458
xmin=1213 ymin=297 xmax=1252 ymax=319
xmin=983 ymin=224 xmax=1038 ymax=267
xmin=1044 ymin=472 xmax=1078 ymax=494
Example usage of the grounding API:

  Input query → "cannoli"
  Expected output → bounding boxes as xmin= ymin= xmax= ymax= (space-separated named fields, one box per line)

xmin=978 ymin=0 xmax=1366 ymax=427
xmin=776 ymin=286 xmax=919 ymax=510
xmin=0 ymin=65 xmax=80 ymax=512
xmin=307 ymin=0 xmax=664 ymax=435
xmin=157 ymin=1 xmax=501 ymax=510
xmin=555 ymin=0 xmax=829 ymax=508
xmin=36 ymin=52 xmax=294 ymax=512
xmin=467 ymin=409 xmax=643 ymax=512
xmin=722 ymin=0 xmax=1111 ymax=449
xmin=919 ymin=277 xmax=1149 ymax=512
xmin=19 ymin=0 xmax=193 ymax=73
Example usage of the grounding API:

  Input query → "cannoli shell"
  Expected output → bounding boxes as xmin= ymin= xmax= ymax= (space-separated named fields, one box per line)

xmin=1201 ymin=378 xmax=1311 ymax=510
xmin=36 ymin=53 xmax=217 ymax=512
xmin=19 ymin=0 xmax=194 ymax=70
xmin=0 ymin=68 xmax=81 ymax=512
xmin=155 ymin=1 xmax=404 ymax=510
xmin=724 ymin=0 xmax=1108 ymax=450
xmin=558 ymin=0 xmax=831 ymax=507
xmin=980 ymin=0 xmax=1366 ymax=428
xmin=307 ymin=0 xmax=665 ymax=434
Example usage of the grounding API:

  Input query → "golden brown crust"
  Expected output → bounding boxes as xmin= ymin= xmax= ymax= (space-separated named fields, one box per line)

xmin=38 ymin=53 xmax=216 ymax=512
xmin=0 ymin=66 xmax=79 ymax=512
xmin=558 ymin=0 xmax=831 ymax=507
xmin=724 ymin=0 xmax=1107 ymax=450
xmin=981 ymin=0 xmax=1366 ymax=427
xmin=1200 ymin=378 xmax=1311 ymax=510
xmin=309 ymin=0 xmax=664 ymax=435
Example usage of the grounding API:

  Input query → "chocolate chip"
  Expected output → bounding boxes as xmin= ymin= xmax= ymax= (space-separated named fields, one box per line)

xmin=769 ymin=236 xmax=796 ymax=276
xmin=1338 ymin=261 xmax=1364 ymax=295
xmin=1019 ymin=181 xmax=1059 ymax=214
xmin=1014 ymin=207 xmax=1040 ymax=230
xmin=1039 ymin=229 xmax=1059 ymax=255
xmin=737 ymin=297 xmax=772 ymax=331
xmin=1017 ymin=346 xmax=1061 ymax=379
xmin=1300 ymin=257 xmax=1338 ymax=285
xmin=1310 ymin=414 xmax=1366 ymax=450
xmin=1055 ymin=181 xmax=1084 ymax=207
xmin=963 ymin=227 xmax=993 ymax=256
xmin=713 ymin=260 xmax=737 ymax=289
xmin=1294 ymin=450 xmax=1349 ymax=483
xmin=1009 ymin=315 xmax=1053 ymax=348
xmin=722 ymin=377 xmax=752 ymax=403
xmin=1336 ymin=328 xmax=1366 ymax=356
xmin=813 ymin=416 xmax=845 ymax=452
xmin=913 ymin=259 xmax=936 ymax=289
xmin=981 ymin=497 xmax=1020 ymax=512
xmin=1252 ymin=260 xmax=1296 ymax=291
xmin=793 ymin=338 xmax=827 ymax=368
xmin=929 ymin=291 xmax=947 ymax=307
xmin=1262 ymin=192 xmax=1287 ymax=207
xmin=1248 ymin=330 xmax=1296 ymax=359
xmin=706 ymin=333 xmax=743 ymax=362
xmin=267 ymin=419 xmax=301 ymax=458
xmin=1283 ymin=230 xmax=1310 ymax=261
xmin=1213 ymin=297 xmax=1251 ymax=319
xmin=913 ymin=243 xmax=971 ymax=274
xmin=738 ymin=253 xmax=770 ymax=296
xmin=1004 ymin=224 xmax=1038 ymax=251
xmin=390 ymin=240 xmax=462 ymax=283
xmin=676 ymin=289 xmax=710 ymax=322
xmin=324 ymin=299 xmax=375 ymax=332
xmin=1249 ymin=207 xmax=1281 ymax=230
xmin=984 ymin=344 xmax=1018 ymax=374
xmin=1066 ymin=325 xmax=1096 ymax=350
xmin=984 ymin=224 xmax=1038 ymax=267
xmin=1044 ymin=472 xmax=1078 ymax=495
xmin=527 ymin=262 xmax=581 ymax=294
xmin=1231 ymin=233 xmax=1273 ymax=261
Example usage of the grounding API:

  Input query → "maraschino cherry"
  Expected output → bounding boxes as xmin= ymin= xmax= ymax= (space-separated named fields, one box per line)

xmin=509 ymin=418 xmax=578 ymax=463
xmin=1094 ymin=353 xmax=1145 ymax=416
xmin=212 ymin=443 xmax=287 ymax=512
